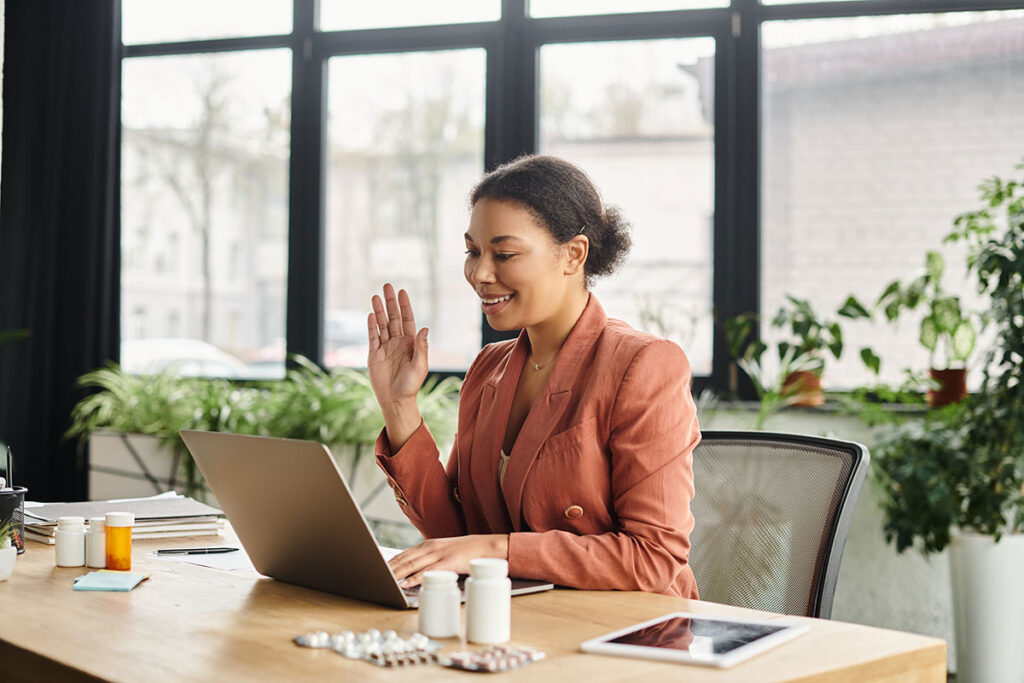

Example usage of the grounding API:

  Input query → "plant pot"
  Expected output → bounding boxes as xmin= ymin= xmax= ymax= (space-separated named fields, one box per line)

xmin=0 ymin=545 xmax=15 ymax=581
xmin=928 ymin=368 xmax=968 ymax=408
xmin=949 ymin=530 xmax=1024 ymax=683
xmin=782 ymin=371 xmax=824 ymax=407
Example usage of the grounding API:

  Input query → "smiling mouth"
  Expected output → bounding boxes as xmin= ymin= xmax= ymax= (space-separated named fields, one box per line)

xmin=481 ymin=294 xmax=514 ymax=305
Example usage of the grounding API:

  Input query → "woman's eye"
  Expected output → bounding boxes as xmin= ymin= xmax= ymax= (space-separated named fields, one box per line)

xmin=464 ymin=249 xmax=480 ymax=258
xmin=495 ymin=253 xmax=515 ymax=262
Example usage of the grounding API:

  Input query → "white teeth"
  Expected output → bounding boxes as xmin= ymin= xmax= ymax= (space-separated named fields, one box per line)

xmin=482 ymin=294 xmax=512 ymax=305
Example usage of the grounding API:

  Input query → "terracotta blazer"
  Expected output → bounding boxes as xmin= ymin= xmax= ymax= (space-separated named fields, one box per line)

xmin=375 ymin=296 xmax=700 ymax=598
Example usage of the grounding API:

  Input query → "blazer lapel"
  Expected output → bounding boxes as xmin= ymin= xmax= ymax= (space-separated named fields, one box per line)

xmin=502 ymin=296 xmax=608 ymax=531
xmin=469 ymin=337 xmax=527 ymax=532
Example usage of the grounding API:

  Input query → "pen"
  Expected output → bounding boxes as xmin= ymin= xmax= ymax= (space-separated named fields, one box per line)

xmin=156 ymin=547 xmax=240 ymax=555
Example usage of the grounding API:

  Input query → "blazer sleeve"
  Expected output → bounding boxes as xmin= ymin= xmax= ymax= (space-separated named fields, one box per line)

xmin=374 ymin=420 xmax=467 ymax=538
xmin=507 ymin=340 xmax=700 ymax=594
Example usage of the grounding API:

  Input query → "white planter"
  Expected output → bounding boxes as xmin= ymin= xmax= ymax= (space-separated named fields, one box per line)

xmin=0 ymin=545 xmax=16 ymax=581
xmin=89 ymin=431 xmax=217 ymax=504
xmin=949 ymin=530 xmax=1024 ymax=683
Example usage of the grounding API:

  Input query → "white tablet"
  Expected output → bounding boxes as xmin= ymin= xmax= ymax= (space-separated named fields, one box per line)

xmin=580 ymin=612 xmax=809 ymax=669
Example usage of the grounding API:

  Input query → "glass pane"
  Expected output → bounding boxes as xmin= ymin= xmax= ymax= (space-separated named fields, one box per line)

xmin=325 ymin=50 xmax=486 ymax=370
xmin=320 ymin=1 xmax=499 ymax=31
xmin=121 ymin=50 xmax=291 ymax=379
xmin=539 ymin=38 xmax=716 ymax=376
xmin=761 ymin=11 xmax=1024 ymax=389
xmin=122 ymin=0 xmax=292 ymax=45
xmin=530 ymin=0 xmax=727 ymax=17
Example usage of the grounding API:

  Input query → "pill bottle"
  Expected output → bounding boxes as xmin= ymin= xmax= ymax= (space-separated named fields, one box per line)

xmin=105 ymin=511 xmax=134 ymax=571
xmin=55 ymin=516 xmax=86 ymax=567
xmin=418 ymin=570 xmax=461 ymax=638
xmin=85 ymin=517 xmax=106 ymax=568
xmin=465 ymin=558 xmax=511 ymax=645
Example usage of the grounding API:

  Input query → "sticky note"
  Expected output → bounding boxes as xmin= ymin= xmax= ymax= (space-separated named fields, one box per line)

xmin=73 ymin=570 xmax=149 ymax=591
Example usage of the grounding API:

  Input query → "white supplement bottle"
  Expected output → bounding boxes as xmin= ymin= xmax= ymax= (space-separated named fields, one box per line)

xmin=417 ymin=569 xmax=462 ymax=638
xmin=418 ymin=570 xmax=461 ymax=638
xmin=85 ymin=516 xmax=106 ymax=568
xmin=55 ymin=516 xmax=86 ymax=567
xmin=465 ymin=558 xmax=511 ymax=645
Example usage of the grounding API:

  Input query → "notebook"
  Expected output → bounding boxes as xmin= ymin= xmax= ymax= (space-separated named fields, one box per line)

xmin=179 ymin=430 xmax=553 ymax=609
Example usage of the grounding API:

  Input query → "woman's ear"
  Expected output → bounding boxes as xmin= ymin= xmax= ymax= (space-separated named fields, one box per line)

xmin=563 ymin=235 xmax=589 ymax=276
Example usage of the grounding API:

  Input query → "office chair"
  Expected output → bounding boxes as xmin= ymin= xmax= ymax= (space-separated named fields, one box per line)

xmin=688 ymin=431 xmax=869 ymax=619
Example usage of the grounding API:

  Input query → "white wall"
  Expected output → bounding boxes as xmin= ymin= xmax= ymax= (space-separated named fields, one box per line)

xmin=701 ymin=406 xmax=956 ymax=672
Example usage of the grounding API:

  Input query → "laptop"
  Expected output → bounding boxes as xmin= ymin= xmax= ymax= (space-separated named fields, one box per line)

xmin=179 ymin=429 xmax=554 ymax=609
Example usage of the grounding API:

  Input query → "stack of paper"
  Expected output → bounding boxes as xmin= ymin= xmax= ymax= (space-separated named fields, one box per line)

xmin=23 ymin=492 xmax=225 ymax=545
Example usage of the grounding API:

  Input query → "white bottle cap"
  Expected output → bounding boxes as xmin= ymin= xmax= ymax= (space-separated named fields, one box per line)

xmin=422 ymin=570 xmax=458 ymax=588
xmin=88 ymin=517 xmax=106 ymax=531
xmin=56 ymin=516 xmax=85 ymax=530
xmin=105 ymin=512 xmax=135 ymax=527
xmin=469 ymin=558 xmax=508 ymax=579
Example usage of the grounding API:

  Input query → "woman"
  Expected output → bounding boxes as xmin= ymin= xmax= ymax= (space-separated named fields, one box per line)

xmin=367 ymin=155 xmax=700 ymax=598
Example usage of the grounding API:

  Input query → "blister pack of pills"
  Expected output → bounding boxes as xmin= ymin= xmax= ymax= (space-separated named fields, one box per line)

xmin=442 ymin=645 xmax=546 ymax=672
xmin=294 ymin=628 xmax=441 ymax=667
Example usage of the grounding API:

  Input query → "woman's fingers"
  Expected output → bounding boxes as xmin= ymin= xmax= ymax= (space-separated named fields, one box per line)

xmin=382 ymin=283 xmax=404 ymax=338
xmin=371 ymin=294 xmax=390 ymax=343
xmin=367 ymin=313 xmax=380 ymax=350
xmin=371 ymin=284 xmax=419 ymax=343
xmin=398 ymin=289 xmax=417 ymax=338
xmin=389 ymin=546 xmax=430 ymax=586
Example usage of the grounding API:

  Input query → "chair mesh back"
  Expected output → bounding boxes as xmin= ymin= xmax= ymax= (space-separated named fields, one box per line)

xmin=688 ymin=436 xmax=854 ymax=617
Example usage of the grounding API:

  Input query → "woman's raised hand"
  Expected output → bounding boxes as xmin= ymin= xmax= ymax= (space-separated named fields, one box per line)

xmin=367 ymin=284 xmax=429 ymax=448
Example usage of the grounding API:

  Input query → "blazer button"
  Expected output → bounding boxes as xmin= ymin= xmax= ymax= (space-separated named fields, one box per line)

xmin=564 ymin=504 xmax=584 ymax=520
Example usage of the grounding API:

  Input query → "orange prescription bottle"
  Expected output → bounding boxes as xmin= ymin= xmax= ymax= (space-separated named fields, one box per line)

xmin=105 ymin=512 xmax=134 ymax=570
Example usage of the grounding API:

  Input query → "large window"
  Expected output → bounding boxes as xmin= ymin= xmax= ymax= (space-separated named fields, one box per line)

xmin=324 ymin=49 xmax=487 ymax=369
xmin=116 ymin=0 xmax=1024 ymax=395
xmin=538 ymin=38 xmax=716 ymax=375
xmin=760 ymin=10 xmax=1024 ymax=388
xmin=121 ymin=49 xmax=291 ymax=378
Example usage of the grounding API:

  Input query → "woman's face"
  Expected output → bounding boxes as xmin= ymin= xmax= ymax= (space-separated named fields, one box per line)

xmin=464 ymin=198 xmax=581 ymax=332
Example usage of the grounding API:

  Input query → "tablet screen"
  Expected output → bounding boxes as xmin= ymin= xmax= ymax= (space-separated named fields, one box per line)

xmin=608 ymin=615 xmax=788 ymax=655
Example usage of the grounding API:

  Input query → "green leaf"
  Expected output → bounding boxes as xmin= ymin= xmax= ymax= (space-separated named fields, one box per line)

xmin=860 ymin=347 xmax=881 ymax=375
xmin=904 ymin=276 xmax=928 ymax=309
xmin=877 ymin=281 xmax=902 ymax=305
xmin=919 ymin=316 xmax=939 ymax=352
xmin=838 ymin=296 xmax=871 ymax=320
xmin=828 ymin=322 xmax=843 ymax=359
xmin=931 ymin=297 xmax=961 ymax=334
xmin=925 ymin=250 xmax=944 ymax=281
xmin=951 ymin=320 xmax=977 ymax=361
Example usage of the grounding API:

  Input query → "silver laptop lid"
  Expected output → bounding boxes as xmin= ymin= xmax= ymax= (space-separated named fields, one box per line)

xmin=180 ymin=429 xmax=410 ymax=608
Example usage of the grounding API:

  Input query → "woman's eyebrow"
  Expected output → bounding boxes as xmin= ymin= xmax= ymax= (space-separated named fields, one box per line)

xmin=464 ymin=233 xmax=524 ymax=244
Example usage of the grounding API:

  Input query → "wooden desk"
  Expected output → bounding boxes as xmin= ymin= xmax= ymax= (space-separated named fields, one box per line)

xmin=0 ymin=536 xmax=945 ymax=682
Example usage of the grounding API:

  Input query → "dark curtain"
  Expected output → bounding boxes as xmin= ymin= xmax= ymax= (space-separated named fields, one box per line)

xmin=0 ymin=1 xmax=120 ymax=501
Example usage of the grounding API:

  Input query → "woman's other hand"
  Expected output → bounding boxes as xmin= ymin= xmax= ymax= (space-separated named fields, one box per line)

xmin=388 ymin=535 xmax=509 ymax=588
xmin=368 ymin=283 xmax=429 ymax=448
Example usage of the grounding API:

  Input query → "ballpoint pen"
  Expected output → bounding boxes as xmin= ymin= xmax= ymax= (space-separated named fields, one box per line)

xmin=155 ymin=547 xmax=240 ymax=555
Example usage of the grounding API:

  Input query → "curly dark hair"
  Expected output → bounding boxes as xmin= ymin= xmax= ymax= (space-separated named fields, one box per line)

xmin=470 ymin=155 xmax=632 ymax=284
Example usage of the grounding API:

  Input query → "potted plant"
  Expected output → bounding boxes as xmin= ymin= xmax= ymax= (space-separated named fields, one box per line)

xmin=725 ymin=295 xmax=847 ymax=416
xmin=851 ymin=249 xmax=977 ymax=407
xmin=874 ymin=161 xmax=1024 ymax=683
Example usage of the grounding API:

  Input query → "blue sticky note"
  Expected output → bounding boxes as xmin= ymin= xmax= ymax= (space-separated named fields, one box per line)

xmin=73 ymin=570 xmax=149 ymax=591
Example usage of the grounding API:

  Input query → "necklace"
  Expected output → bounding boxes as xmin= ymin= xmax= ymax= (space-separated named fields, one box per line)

xmin=529 ymin=354 xmax=555 ymax=371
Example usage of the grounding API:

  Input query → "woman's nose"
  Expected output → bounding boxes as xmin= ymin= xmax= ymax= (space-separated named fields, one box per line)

xmin=469 ymin=256 xmax=495 ymax=284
